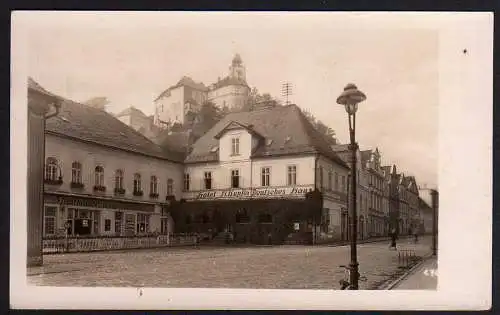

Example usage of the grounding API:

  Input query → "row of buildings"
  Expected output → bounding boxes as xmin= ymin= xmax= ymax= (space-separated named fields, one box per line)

xmin=28 ymin=55 xmax=437 ymax=247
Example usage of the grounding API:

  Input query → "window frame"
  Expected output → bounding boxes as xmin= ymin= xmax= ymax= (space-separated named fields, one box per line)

xmin=150 ymin=175 xmax=158 ymax=195
xmin=71 ymin=161 xmax=82 ymax=184
xmin=133 ymin=173 xmax=142 ymax=193
xmin=167 ymin=178 xmax=174 ymax=196
xmin=115 ymin=169 xmax=124 ymax=190
xmin=45 ymin=157 xmax=59 ymax=181
xmin=183 ymin=173 xmax=190 ymax=191
xmin=261 ymin=167 xmax=270 ymax=187
xmin=231 ymin=137 xmax=240 ymax=156
xmin=43 ymin=206 xmax=57 ymax=236
xmin=204 ymin=171 xmax=212 ymax=190
xmin=231 ymin=169 xmax=240 ymax=188
xmin=94 ymin=166 xmax=105 ymax=187
xmin=287 ymin=165 xmax=297 ymax=186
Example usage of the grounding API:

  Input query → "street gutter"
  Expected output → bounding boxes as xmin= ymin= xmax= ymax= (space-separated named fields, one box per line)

xmin=379 ymin=252 xmax=434 ymax=290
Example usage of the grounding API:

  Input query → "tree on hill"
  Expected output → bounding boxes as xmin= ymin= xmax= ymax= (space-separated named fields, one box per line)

xmin=302 ymin=109 xmax=337 ymax=144
xmin=242 ymin=87 xmax=282 ymax=111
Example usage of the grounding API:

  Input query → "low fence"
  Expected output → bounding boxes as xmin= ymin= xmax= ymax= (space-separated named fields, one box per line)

xmin=42 ymin=234 xmax=198 ymax=254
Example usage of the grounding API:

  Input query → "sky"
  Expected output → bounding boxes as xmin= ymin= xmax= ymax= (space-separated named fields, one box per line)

xmin=25 ymin=12 xmax=438 ymax=187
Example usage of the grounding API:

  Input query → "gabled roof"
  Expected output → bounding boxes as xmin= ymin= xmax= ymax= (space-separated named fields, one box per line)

xmin=115 ymin=106 xmax=148 ymax=118
xmin=28 ymin=77 xmax=61 ymax=99
xmin=29 ymin=79 xmax=184 ymax=163
xmin=186 ymin=104 xmax=349 ymax=169
xmin=360 ymin=150 xmax=372 ymax=166
xmin=213 ymin=121 xmax=264 ymax=140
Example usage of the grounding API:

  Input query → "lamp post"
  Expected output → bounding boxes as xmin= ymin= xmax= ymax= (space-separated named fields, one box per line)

xmin=337 ymin=83 xmax=366 ymax=290
xmin=430 ymin=189 xmax=438 ymax=256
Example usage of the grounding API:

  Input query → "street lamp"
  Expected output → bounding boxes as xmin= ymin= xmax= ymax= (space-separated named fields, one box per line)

xmin=337 ymin=83 xmax=366 ymax=290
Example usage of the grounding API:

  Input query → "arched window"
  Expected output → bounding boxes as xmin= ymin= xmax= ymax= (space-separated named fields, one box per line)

xmin=71 ymin=161 xmax=82 ymax=184
xmin=94 ymin=166 xmax=104 ymax=186
xmin=167 ymin=178 xmax=173 ymax=196
xmin=134 ymin=173 xmax=142 ymax=192
xmin=115 ymin=169 xmax=124 ymax=190
xmin=45 ymin=157 xmax=59 ymax=181
xmin=150 ymin=176 xmax=158 ymax=195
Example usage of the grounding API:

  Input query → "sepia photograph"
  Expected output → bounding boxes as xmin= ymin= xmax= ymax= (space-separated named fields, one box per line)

xmin=11 ymin=11 xmax=492 ymax=310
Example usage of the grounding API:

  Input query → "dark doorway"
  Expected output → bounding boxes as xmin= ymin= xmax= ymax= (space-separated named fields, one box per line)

xmin=74 ymin=219 xmax=91 ymax=235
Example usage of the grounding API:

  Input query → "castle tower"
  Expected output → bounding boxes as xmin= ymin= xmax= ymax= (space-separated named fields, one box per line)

xmin=229 ymin=53 xmax=246 ymax=81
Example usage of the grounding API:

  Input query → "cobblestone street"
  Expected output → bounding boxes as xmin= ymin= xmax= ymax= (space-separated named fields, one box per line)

xmin=28 ymin=236 xmax=432 ymax=290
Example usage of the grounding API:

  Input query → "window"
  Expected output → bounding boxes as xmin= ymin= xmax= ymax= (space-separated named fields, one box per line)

xmin=137 ymin=213 xmax=150 ymax=233
xmin=335 ymin=172 xmax=339 ymax=191
xmin=319 ymin=166 xmax=324 ymax=190
xmin=133 ymin=173 xmax=142 ymax=192
xmin=167 ymin=179 xmax=174 ymax=196
xmin=150 ymin=176 xmax=158 ymax=194
xmin=204 ymin=172 xmax=212 ymax=190
xmin=114 ymin=212 xmax=123 ymax=235
xmin=287 ymin=165 xmax=297 ymax=185
xmin=321 ymin=208 xmax=330 ymax=233
xmin=327 ymin=171 xmax=332 ymax=191
xmin=231 ymin=169 xmax=240 ymax=188
xmin=95 ymin=166 xmax=104 ymax=186
xmin=258 ymin=213 xmax=273 ymax=223
xmin=261 ymin=167 xmax=270 ymax=186
xmin=44 ymin=206 xmax=57 ymax=236
xmin=235 ymin=208 xmax=250 ymax=223
xmin=115 ymin=169 xmax=124 ymax=190
xmin=104 ymin=219 xmax=111 ymax=232
xmin=184 ymin=173 xmax=190 ymax=191
xmin=341 ymin=176 xmax=346 ymax=192
xmin=45 ymin=157 xmax=58 ymax=181
xmin=71 ymin=161 xmax=82 ymax=183
xmin=231 ymin=137 xmax=240 ymax=155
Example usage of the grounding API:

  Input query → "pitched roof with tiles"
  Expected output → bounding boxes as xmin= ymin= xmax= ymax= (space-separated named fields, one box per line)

xmin=185 ymin=104 xmax=349 ymax=169
xmin=29 ymin=79 xmax=184 ymax=163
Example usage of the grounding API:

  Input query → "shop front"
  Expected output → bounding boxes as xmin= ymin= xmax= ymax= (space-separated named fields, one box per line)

xmin=173 ymin=186 xmax=322 ymax=245
xmin=43 ymin=192 xmax=162 ymax=238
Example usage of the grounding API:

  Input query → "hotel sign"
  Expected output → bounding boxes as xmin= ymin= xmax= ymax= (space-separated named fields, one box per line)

xmin=184 ymin=186 xmax=315 ymax=201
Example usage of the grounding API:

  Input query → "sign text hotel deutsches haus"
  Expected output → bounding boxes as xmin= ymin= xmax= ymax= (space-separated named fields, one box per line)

xmin=184 ymin=185 xmax=315 ymax=201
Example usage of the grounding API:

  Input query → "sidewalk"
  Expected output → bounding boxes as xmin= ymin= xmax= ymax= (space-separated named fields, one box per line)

xmin=392 ymin=256 xmax=437 ymax=290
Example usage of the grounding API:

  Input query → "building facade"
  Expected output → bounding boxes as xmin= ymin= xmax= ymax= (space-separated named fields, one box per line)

xmin=38 ymin=84 xmax=185 ymax=239
xmin=154 ymin=54 xmax=250 ymax=127
xmin=174 ymin=104 xmax=350 ymax=244
xmin=331 ymin=144 xmax=370 ymax=240
xmin=115 ymin=106 xmax=161 ymax=139
xmin=362 ymin=149 xmax=389 ymax=237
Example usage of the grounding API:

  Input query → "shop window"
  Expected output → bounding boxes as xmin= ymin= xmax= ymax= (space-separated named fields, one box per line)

xmin=231 ymin=170 xmax=240 ymax=188
xmin=71 ymin=161 xmax=82 ymax=184
xmin=44 ymin=206 xmax=57 ymax=236
xmin=287 ymin=165 xmax=297 ymax=185
xmin=231 ymin=137 xmax=240 ymax=156
xmin=236 ymin=208 xmax=250 ymax=223
xmin=94 ymin=166 xmax=105 ymax=187
xmin=261 ymin=167 xmax=270 ymax=186
xmin=45 ymin=157 xmax=59 ymax=181
xmin=184 ymin=173 xmax=190 ymax=191
xmin=204 ymin=172 xmax=212 ymax=190
xmin=258 ymin=213 xmax=272 ymax=224
xmin=137 ymin=213 xmax=150 ymax=234
xmin=167 ymin=178 xmax=174 ymax=196
xmin=104 ymin=219 xmax=111 ymax=232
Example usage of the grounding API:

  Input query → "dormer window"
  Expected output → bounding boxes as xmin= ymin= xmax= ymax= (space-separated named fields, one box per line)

xmin=231 ymin=138 xmax=240 ymax=156
xmin=210 ymin=146 xmax=219 ymax=153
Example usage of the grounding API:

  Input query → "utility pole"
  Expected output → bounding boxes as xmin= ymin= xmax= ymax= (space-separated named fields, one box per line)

xmin=281 ymin=82 xmax=293 ymax=105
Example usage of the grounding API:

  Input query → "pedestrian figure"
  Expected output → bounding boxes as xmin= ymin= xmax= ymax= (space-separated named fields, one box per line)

xmin=413 ymin=230 xmax=419 ymax=244
xmin=389 ymin=228 xmax=397 ymax=250
xmin=267 ymin=232 xmax=272 ymax=245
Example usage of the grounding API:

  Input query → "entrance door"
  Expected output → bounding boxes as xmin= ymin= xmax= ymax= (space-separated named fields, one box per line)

xmin=74 ymin=218 xmax=91 ymax=235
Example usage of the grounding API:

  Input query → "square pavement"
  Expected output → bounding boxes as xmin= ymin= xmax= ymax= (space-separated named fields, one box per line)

xmin=27 ymin=236 xmax=434 ymax=290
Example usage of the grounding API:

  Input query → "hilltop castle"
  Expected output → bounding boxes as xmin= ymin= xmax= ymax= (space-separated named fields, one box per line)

xmin=153 ymin=54 xmax=250 ymax=128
